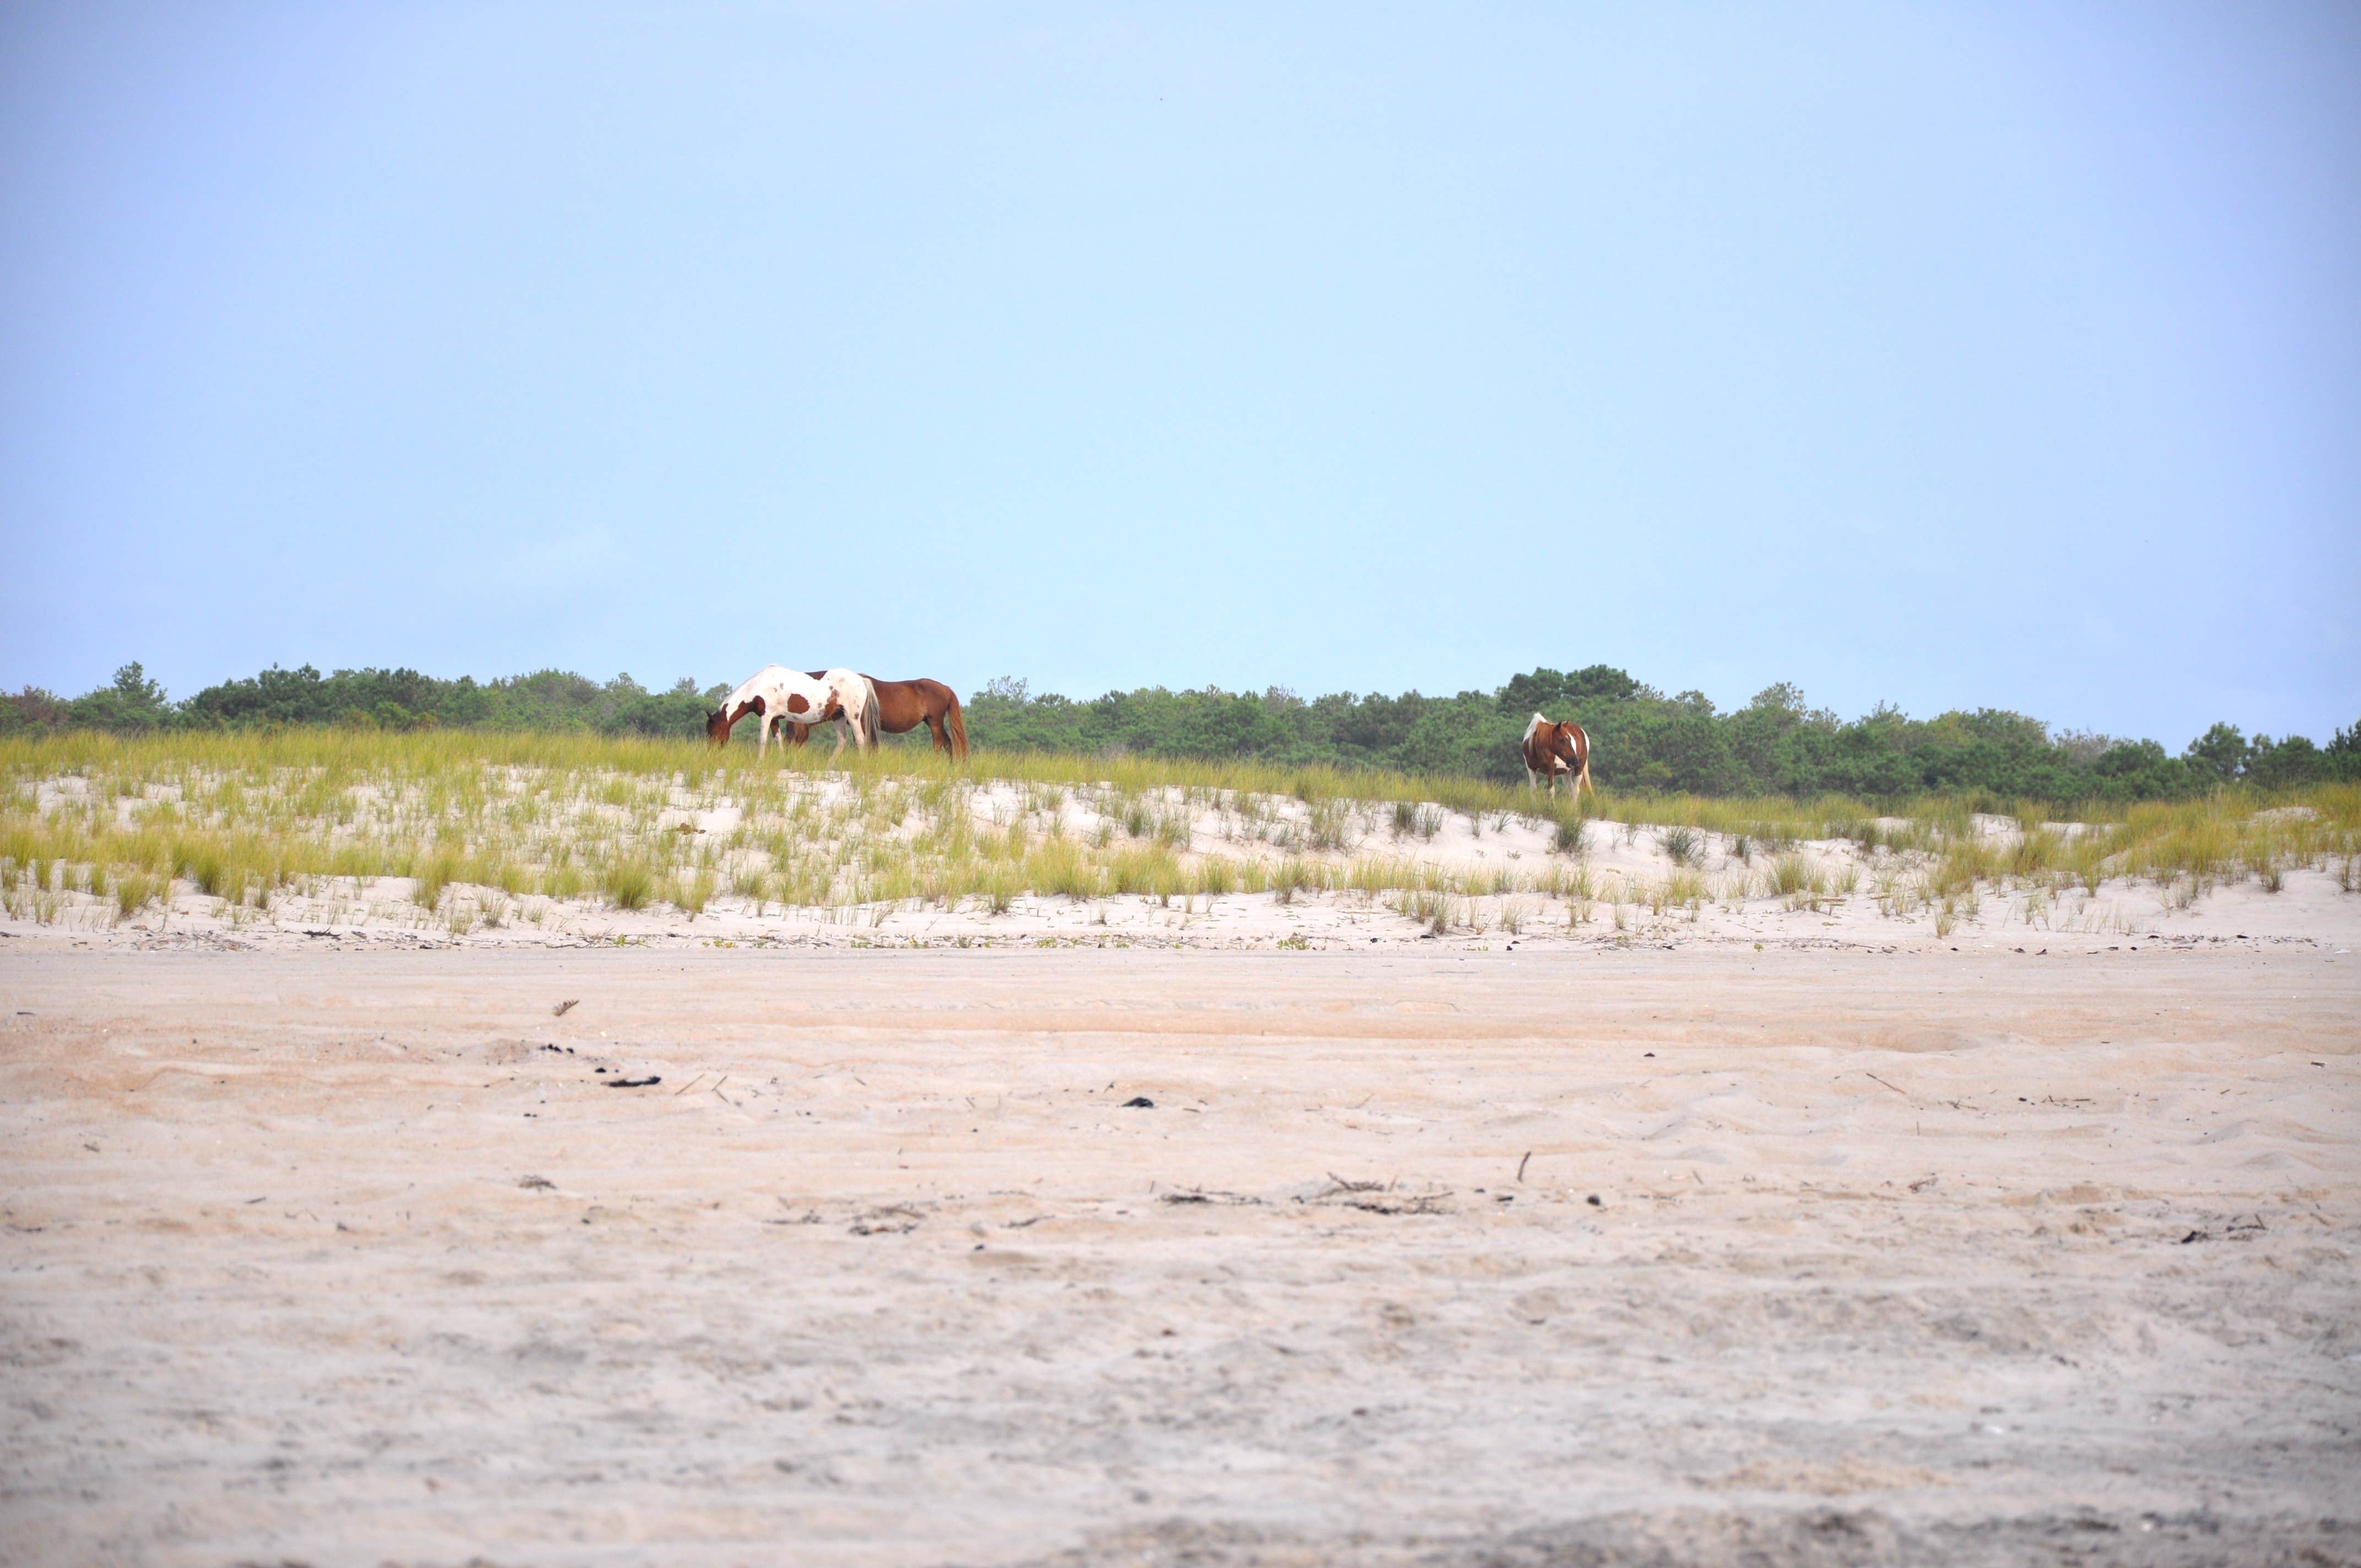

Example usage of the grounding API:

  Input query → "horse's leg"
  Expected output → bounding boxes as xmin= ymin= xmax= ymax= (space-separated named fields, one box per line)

xmin=829 ymin=717 xmax=847 ymax=760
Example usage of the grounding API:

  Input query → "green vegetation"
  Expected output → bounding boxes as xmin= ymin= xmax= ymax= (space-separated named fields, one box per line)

xmin=8 ymin=660 xmax=2359 ymax=803
xmin=0 ymin=729 xmax=1593 ymax=928
xmin=1 ymin=729 xmax=2355 ymax=933
xmin=964 ymin=670 xmax=2361 ymax=802
xmin=3 ymin=662 xmax=712 ymax=738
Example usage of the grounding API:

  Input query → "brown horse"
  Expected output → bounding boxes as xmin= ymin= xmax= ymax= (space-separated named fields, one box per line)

xmin=1521 ymin=712 xmax=1593 ymax=798
xmin=789 ymin=674 xmax=968 ymax=760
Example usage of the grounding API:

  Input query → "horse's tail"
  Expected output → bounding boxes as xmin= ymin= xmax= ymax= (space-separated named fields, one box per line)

xmin=860 ymin=679 xmax=882 ymax=749
xmin=944 ymin=692 xmax=969 ymax=761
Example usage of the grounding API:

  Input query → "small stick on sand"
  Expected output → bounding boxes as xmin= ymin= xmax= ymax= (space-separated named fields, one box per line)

xmin=1865 ymin=1072 xmax=1908 ymax=1097
xmin=1516 ymin=1151 xmax=1532 ymax=1184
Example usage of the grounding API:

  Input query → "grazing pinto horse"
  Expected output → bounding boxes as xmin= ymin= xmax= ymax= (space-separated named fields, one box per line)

xmin=787 ymin=675 xmax=968 ymax=761
xmin=706 ymin=667 xmax=879 ymax=757
xmin=1521 ymin=713 xmax=1593 ymax=798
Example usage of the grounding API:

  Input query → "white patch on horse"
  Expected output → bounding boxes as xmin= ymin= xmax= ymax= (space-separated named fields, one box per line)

xmin=714 ymin=666 xmax=877 ymax=758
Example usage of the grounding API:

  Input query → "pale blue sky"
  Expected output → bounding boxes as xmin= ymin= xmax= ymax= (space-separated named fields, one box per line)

xmin=3 ymin=3 xmax=2355 ymax=743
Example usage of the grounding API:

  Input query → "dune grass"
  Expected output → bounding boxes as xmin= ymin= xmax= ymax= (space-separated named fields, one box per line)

xmin=1 ymin=731 xmax=2355 ymax=932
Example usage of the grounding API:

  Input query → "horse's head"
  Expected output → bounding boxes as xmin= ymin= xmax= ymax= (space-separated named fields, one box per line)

xmin=706 ymin=696 xmax=763 ymax=747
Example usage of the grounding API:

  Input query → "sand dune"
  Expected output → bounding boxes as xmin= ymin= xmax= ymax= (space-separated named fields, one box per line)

xmin=6 ymin=796 xmax=2355 ymax=959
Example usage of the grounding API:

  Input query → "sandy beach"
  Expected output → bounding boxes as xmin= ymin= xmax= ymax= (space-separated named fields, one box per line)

xmin=2 ymin=939 xmax=2355 ymax=1566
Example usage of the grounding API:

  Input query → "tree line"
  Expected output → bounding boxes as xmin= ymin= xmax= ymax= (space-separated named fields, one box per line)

xmin=3 ymin=664 xmax=714 ymax=742
xmin=8 ymin=660 xmax=2355 ymax=802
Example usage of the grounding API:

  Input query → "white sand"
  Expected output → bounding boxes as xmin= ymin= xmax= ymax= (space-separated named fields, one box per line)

xmin=2 ymin=935 xmax=2356 ymax=1565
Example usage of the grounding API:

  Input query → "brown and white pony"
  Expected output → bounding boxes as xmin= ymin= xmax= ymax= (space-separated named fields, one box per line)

xmin=706 ymin=666 xmax=879 ymax=757
xmin=787 ymin=674 xmax=968 ymax=761
xmin=1521 ymin=712 xmax=1593 ymax=798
